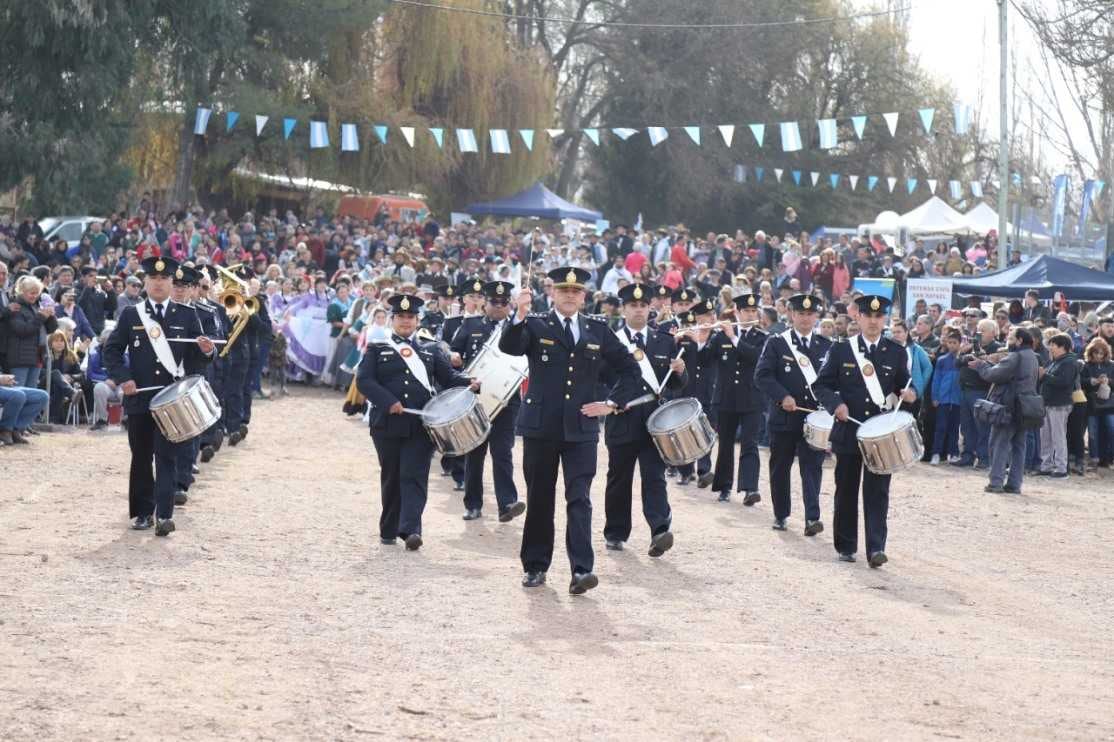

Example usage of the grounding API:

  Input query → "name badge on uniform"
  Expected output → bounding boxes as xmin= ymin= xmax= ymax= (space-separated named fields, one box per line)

xmin=587 ymin=343 xmax=600 ymax=350
xmin=540 ymin=338 xmax=555 ymax=346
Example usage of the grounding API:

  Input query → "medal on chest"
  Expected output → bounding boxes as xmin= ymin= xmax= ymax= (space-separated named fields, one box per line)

xmin=400 ymin=346 xmax=413 ymax=358
xmin=148 ymin=325 xmax=162 ymax=340
xmin=862 ymin=362 xmax=875 ymax=377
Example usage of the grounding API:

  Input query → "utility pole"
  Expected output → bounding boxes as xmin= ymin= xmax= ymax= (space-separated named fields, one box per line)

xmin=998 ymin=0 xmax=1010 ymax=260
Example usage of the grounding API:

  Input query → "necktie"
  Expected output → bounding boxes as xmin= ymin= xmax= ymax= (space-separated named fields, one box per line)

xmin=868 ymin=342 xmax=876 ymax=356
xmin=564 ymin=317 xmax=575 ymax=347
xmin=634 ymin=331 xmax=645 ymax=350
xmin=153 ymin=302 xmax=164 ymax=322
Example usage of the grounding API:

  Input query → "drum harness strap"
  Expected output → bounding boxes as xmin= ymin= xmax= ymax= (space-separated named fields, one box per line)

xmin=137 ymin=302 xmax=185 ymax=380
xmin=780 ymin=330 xmax=819 ymax=388
xmin=385 ymin=337 xmax=434 ymax=393
xmin=613 ymin=327 xmax=663 ymax=395
xmin=848 ymin=335 xmax=887 ymax=409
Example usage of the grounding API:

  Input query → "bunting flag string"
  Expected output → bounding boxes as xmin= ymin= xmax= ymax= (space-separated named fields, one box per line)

xmin=683 ymin=126 xmax=701 ymax=145
xmin=729 ymin=162 xmax=1011 ymax=201
xmin=282 ymin=118 xmax=296 ymax=140
xmin=780 ymin=121 xmax=803 ymax=152
xmin=883 ymin=112 xmax=900 ymax=138
xmin=749 ymin=123 xmax=766 ymax=147
xmin=519 ymin=129 xmax=534 ymax=151
xmin=917 ymin=108 xmax=934 ymax=135
xmin=851 ymin=115 xmax=867 ymax=140
xmin=817 ymin=118 xmax=838 ymax=149
xmin=489 ymin=128 xmax=511 ymax=154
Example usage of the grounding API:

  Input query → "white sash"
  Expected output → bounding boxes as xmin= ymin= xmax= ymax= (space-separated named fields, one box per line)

xmin=848 ymin=335 xmax=887 ymax=408
xmin=137 ymin=302 xmax=184 ymax=379
xmin=385 ymin=336 xmax=433 ymax=393
xmin=615 ymin=328 xmax=661 ymax=395
xmin=780 ymin=330 xmax=818 ymax=388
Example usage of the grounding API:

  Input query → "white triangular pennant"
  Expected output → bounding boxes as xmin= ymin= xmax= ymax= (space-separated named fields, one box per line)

xmin=718 ymin=125 xmax=735 ymax=147
xmin=887 ymin=176 xmax=897 ymax=193
xmin=774 ymin=168 xmax=784 ymax=183
xmin=849 ymin=175 xmax=859 ymax=190
xmin=810 ymin=171 xmax=820 ymax=186
xmin=683 ymin=126 xmax=701 ymax=145
xmin=927 ymin=179 xmax=937 ymax=193
xmin=545 ymin=128 xmax=564 ymax=139
xmin=400 ymin=126 xmax=415 ymax=147
xmin=883 ymin=112 xmax=899 ymax=137
xmin=255 ymin=115 xmax=269 ymax=136
xmin=749 ymin=123 xmax=765 ymax=147
xmin=647 ymin=127 xmax=669 ymax=146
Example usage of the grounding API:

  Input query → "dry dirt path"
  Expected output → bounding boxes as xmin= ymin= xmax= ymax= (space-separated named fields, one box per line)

xmin=1 ymin=387 xmax=1112 ymax=740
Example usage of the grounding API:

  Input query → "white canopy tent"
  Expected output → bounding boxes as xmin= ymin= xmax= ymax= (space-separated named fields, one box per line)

xmin=963 ymin=202 xmax=1052 ymax=247
xmin=898 ymin=196 xmax=972 ymax=235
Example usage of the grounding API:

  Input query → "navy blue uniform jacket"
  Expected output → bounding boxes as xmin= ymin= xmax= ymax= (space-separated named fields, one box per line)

xmin=754 ymin=332 xmax=833 ymax=434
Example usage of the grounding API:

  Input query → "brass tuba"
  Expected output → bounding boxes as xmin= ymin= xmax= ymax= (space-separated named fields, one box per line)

xmin=215 ymin=264 xmax=258 ymax=358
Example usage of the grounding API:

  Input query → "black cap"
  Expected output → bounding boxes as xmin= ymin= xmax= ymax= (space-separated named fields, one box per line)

xmin=484 ymin=281 xmax=514 ymax=301
xmin=655 ymin=285 xmax=671 ymax=300
xmin=854 ymin=294 xmax=892 ymax=315
xmin=693 ymin=297 xmax=716 ymax=316
xmin=671 ymin=286 xmax=698 ymax=303
xmin=618 ymin=283 xmax=654 ymax=304
xmin=733 ymin=293 xmax=760 ymax=309
xmin=678 ymin=310 xmax=697 ymax=325
xmin=233 ymin=264 xmax=255 ymax=281
xmin=437 ymin=284 xmax=457 ymax=299
xmin=548 ymin=266 xmax=591 ymax=290
xmin=173 ymin=265 xmax=201 ymax=286
xmin=601 ymin=296 xmax=620 ymax=307
xmin=788 ymin=293 xmax=822 ymax=312
xmin=141 ymin=256 xmax=180 ymax=277
xmin=80 ymin=266 xmax=97 ymax=276
xmin=464 ymin=276 xmax=486 ymax=296
xmin=387 ymin=294 xmax=424 ymax=314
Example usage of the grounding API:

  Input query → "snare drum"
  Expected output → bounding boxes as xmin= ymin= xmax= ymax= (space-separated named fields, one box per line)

xmin=149 ymin=375 xmax=222 ymax=443
xmin=464 ymin=343 xmax=529 ymax=419
xmin=421 ymin=387 xmax=491 ymax=456
xmin=856 ymin=411 xmax=924 ymax=475
xmin=646 ymin=398 xmax=716 ymax=466
xmin=803 ymin=410 xmax=834 ymax=452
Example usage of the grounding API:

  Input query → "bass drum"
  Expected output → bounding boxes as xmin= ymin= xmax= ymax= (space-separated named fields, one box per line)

xmin=646 ymin=398 xmax=716 ymax=466
xmin=464 ymin=342 xmax=529 ymax=419
xmin=149 ymin=375 xmax=222 ymax=443
xmin=856 ymin=411 xmax=924 ymax=475
xmin=421 ymin=387 xmax=490 ymax=456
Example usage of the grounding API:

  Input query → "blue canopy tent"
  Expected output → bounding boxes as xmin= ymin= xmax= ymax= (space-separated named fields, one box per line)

xmin=950 ymin=254 xmax=1114 ymax=300
xmin=463 ymin=182 xmax=602 ymax=221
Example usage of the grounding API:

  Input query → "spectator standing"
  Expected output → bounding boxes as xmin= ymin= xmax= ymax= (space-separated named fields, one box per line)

xmin=953 ymin=319 xmax=1002 ymax=469
xmin=1080 ymin=337 xmax=1114 ymax=467
xmin=930 ymin=330 xmax=963 ymax=464
xmin=1037 ymin=334 xmax=1078 ymax=477
xmin=976 ymin=327 xmax=1040 ymax=494
xmin=4 ymin=275 xmax=57 ymax=388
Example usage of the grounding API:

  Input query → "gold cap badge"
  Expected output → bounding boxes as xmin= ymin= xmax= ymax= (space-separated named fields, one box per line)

xmin=870 ymin=297 xmax=881 ymax=311
xmin=496 ymin=284 xmax=505 ymax=295
xmin=400 ymin=296 xmax=410 ymax=310
xmin=566 ymin=270 xmax=577 ymax=284
xmin=175 ymin=268 xmax=184 ymax=279
xmin=474 ymin=281 xmax=482 ymax=293
xmin=748 ymin=296 xmax=756 ymax=306
xmin=802 ymin=297 xmax=811 ymax=309
xmin=633 ymin=285 xmax=643 ymax=300
xmin=155 ymin=259 xmax=165 ymax=272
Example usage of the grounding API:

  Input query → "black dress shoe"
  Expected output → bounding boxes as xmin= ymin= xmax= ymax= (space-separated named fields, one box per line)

xmin=605 ymin=539 xmax=624 ymax=551
xmin=804 ymin=520 xmax=824 ymax=537
xmin=498 ymin=501 xmax=526 ymax=522
xmin=191 ymin=464 xmax=200 ymax=475
xmin=229 ymin=431 xmax=242 ymax=446
xmin=717 ymin=490 xmax=731 ymax=502
xmin=239 ymin=424 xmax=249 ymax=439
xmin=742 ymin=491 xmax=761 ymax=506
xmin=868 ymin=551 xmax=888 ymax=568
xmin=1003 ymin=484 xmax=1021 ymax=494
xmin=174 ymin=490 xmax=189 ymax=506
xmin=213 ymin=436 xmax=223 ymax=452
xmin=697 ymin=472 xmax=714 ymax=489
xmin=404 ymin=533 xmax=423 ymax=551
xmin=200 ymin=445 xmax=215 ymax=463
xmin=155 ymin=518 xmax=176 ymax=537
xmin=379 ymin=536 xmax=397 ymax=545
xmin=453 ymin=482 xmax=465 ymax=492
xmin=984 ymin=484 xmax=1004 ymax=493
xmin=462 ymin=508 xmax=482 ymax=521
xmin=10 ymin=430 xmax=29 ymax=444
xmin=1050 ymin=471 xmax=1068 ymax=479
xmin=569 ymin=572 xmax=599 ymax=595
xmin=131 ymin=515 xmax=154 ymax=530
xmin=648 ymin=531 xmax=673 ymax=557
xmin=677 ymin=474 xmax=695 ymax=486
xmin=522 ymin=571 xmax=547 ymax=588
xmin=838 ymin=553 xmax=856 ymax=563
xmin=771 ymin=518 xmax=788 ymax=531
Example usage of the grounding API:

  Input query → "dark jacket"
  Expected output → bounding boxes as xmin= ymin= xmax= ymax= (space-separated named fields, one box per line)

xmin=754 ymin=330 xmax=832 ymax=434
xmin=1040 ymin=352 xmax=1078 ymax=407
xmin=600 ymin=326 xmax=688 ymax=446
xmin=978 ymin=347 xmax=1039 ymax=414
xmin=54 ymin=304 xmax=96 ymax=341
xmin=958 ymin=337 xmax=1003 ymax=391
xmin=1080 ymin=360 xmax=1114 ymax=412
xmin=4 ymin=297 xmax=58 ymax=368
xmin=76 ymin=283 xmax=116 ymax=335
xmin=709 ymin=327 xmax=768 ymax=413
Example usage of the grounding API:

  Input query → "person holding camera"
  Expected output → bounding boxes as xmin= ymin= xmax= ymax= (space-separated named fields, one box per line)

xmin=953 ymin=318 xmax=1004 ymax=469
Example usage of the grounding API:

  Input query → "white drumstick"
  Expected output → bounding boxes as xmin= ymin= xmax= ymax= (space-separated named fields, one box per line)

xmin=657 ymin=346 xmax=686 ymax=391
xmin=133 ymin=385 xmax=168 ymax=393
xmin=402 ymin=407 xmax=435 ymax=418
xmin=167 ymin=338 xmax=227 ymax=344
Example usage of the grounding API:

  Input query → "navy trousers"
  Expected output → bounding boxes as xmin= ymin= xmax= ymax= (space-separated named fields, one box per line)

xmin=603 ymin=438 xmax=672 ymax=542
xmin=127 ymin=411 xmax=187 ymax=520
xmin=712 ymin=409 xmax=762 ymax=493
xmin=463 ymin=406 xmax=518 ymax=512
xmin=520 ymin=437 xmax=597 ymax=576
xmin=223 ymin=359 xmax=249 ymax=432
xmin=372 ymin=432 xmax=434 ymax=539
xmin=833 ymin=452 xmax=890 ymax=556
xmin=769 ymin=429 xmax=824 ymax=522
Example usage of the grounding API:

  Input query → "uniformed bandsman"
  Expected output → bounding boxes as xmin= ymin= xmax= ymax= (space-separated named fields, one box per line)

xmin=674 ymin=298 xmax=718 ymax=488
xmin=102 ymin=257 xmax=216 ymax=536
xmin=814 ymin=295 xmax=916 ymax=567
xmin=221 ymin=267 xmax=252 ymax=448
xmin=708 ymin=293 xmax=767 ymax=504
xmin=655 ymin=286 xmax=699 ymax=336
xmin=449 ymin=280 xmax=526 ymax=523
xmin=499 ymin=267 xmax=642 ymax=594
xmin=169 ymin=264 xmax=205 ymax=506
xmin=196 ymin=266 xmax=228 ymax=463
xmin=421 ymin=283 xmax=455 ymax=338
xmin=600 ymin=283 xmax=687 ymax=556
xmin=754 ymin=293 xmax=832 ymax=534
xmin=356 ymin=294 xmax=478 ymax=550
xmin=440 ymin=279 xmax=485 ymax=491
xmin=647 ymin=284 xmax=672 ymax=328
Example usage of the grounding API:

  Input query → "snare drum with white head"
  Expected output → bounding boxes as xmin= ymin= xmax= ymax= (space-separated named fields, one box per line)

xmin=421 ymin=387 xmax=490 ymax=456
xmin=803 ymin=409 xmax=834 ymax=452
xmin=646 ymin=397 xmax=716 ymax=466
xmin=149 ymin=375 xmax=222 ymax=443
xmin=856 ymin=411 xmax=923 ymax=475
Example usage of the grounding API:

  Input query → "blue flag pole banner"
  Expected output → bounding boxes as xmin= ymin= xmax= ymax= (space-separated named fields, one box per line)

xmin=611 ymin=127 xmax=638 ymax=141
xmin=852 ymin=278 xmax=896 ymax=304
xmin=519 ymin=129 xmax=534 ymax=151
xmin=282 ymin=118 xmax=296 ymax=140
xmin=309 ymin=120 xmax=329 ymax=149
xmin=373 ymin=125 xmax=389 ymax=144
xmin=429 ymin=127 xmax=444 ymax=149
xmin=226 ymin=111 xmax=239 ymax=132
xmin=971 ymin=181 xmax=983 ymax=198
xmin=949 ymin=180 xmax=962 ymax=200
xmin=917 ymin=108 xmax=935 ymax=135
xmin=780 ymin=121 xmax=803 ymax=152
xmin=749 ymin=123 xmax=766 ymax=147
xmin=851 ymin=115 xmax=867 ymax=140
xmin=883 ymin=112 xmax=900 ymax=137
xmin=954 ymin=102 xmax=971 ymax=135
xmin=583 ymin=128 xmax=599 ymax=146
xmin=867 ymin=175 xmax=879 ymax=192
xmin=817 ymin=118 xmax=838 ymax=149
xmin=1051 ymin=174 xmax=1070 ymax=237
xmin=341 ymin=123 xmax=359 ymax=152
xmin=718 ymin=125 xmax=735 ymax=147
xmin=683 ymin=126 xmax=701 ymax=145
xmin=1076 ymin=179 xmax=1096 ymax=238
xmin=754 ymin=166 xmax=764 ymax=182
xmin=194 ymin=107 xmax=212 ymax=135
xmin=400 ymin=126 xmax=415 ymax=148
xmin=647 ymin=127 xmax=669 ymax=146
xmin=489 ymin=129 xmax=511 ymax=154
xmin=456 ymin=128 xmax=478 ymax=153
xmin=255 ymin=115 xmax=268 ymax=136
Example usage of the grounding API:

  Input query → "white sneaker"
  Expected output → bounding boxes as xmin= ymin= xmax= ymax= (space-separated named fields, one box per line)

xmin=947 ymin=455 xmax=961 ymax=464
xmin=930 ymin=454 xmax=941 ymax=465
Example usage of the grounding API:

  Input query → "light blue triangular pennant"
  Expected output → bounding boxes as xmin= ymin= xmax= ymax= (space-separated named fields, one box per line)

xmin=583 ymin=128 xmax=599 ymax=146
xmin=429 ymin=127 xmax=444 ymax=149
xmin=851 ymin=115 xmax=867 ymax=140
xmin=749 ymin=123 xmax=765 ymax=147
xmin=283 ymin=118 xmax=296 ymax=140
xmin=683 ymin=126 xmax=701 ymax=145
xmin=646 ymin=127 xmax=669 ymax=147
xmin=830 ymin=173 xmax=840 ymax=189
xmin=733 ymin=164 xmax=746 ymax=183
xmin=754 ymin=167 xmax=764 ymax=182
xmin=906 ymin=178 xmax=918 ymax=194
xmin=612 ymin=127 xmax=638 ymax=141
xmin=792 ymin=170 xmax=802 ymax=186
xmin=519 ymin=129 xmax=534 ymax=151
xmin=867 ymin=175 xmax=879 ymax=192
xmin=918 ymin=108 xmax=935 ymax=134
xmin=226 ymin=111 xmax=239 ymax=132
xmin=193 ymin=107 xmax=212 ymax=136
xmin=374 ymin=125 xmax=388 ymax=144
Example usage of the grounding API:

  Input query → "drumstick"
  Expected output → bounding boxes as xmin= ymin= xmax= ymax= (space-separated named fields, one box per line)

xmin=133 ymin=385 xmax=167 ymax=393
xmin=167 ymin=338 xmax=227 ymax=344
xmin=656 ymin=346 xmax=686 ymax=391
xmin=623 ymin=393 xmax=657 ymax=410
xmin=402 ymin=407 xmax=435 ymax=418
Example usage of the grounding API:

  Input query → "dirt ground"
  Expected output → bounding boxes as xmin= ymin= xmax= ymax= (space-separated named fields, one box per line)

xmin=1 ymin=386 xmax=1112 ymax=741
